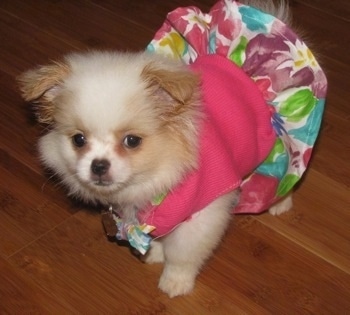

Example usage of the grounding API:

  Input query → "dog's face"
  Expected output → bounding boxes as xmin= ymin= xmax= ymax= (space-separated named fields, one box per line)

xmin=19 ymin=51 xmax=201 ymax=207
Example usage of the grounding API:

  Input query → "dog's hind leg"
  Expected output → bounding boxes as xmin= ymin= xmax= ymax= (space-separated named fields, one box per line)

xmin=269 ymin=193 xmax=293 ymax=216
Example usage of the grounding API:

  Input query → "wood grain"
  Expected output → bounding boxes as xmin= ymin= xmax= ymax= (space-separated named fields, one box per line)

xmin=0 ymin=0 xmax=349 ymax=313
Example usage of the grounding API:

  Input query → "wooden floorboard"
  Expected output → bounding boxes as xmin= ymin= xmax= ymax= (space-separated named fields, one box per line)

xmin=0 ymin=0 xmax=349 ymax=313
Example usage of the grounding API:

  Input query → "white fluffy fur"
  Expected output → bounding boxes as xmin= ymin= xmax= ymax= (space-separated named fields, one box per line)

xmin=19 ymin=0 xmax=293 ymax=297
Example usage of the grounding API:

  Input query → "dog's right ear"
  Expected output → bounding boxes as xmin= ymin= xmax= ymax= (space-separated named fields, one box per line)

xmin=17 ymin=61 xmax=70 ymax=124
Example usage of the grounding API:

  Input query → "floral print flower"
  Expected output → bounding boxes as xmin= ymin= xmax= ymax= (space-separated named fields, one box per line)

xmin=255 ymin=77 xmax=276 ymax=101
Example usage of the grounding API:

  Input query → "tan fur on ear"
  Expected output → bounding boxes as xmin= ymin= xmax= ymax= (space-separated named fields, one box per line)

xmin=18 ymin=61 xmax=69 ymax=101
xmin=17 ymin=61 xmax=70 ymax=124
xmin=141 ymin=59 xmax=202 ymax=167
xmin=141 ymin=62 xmax=200 ymax=105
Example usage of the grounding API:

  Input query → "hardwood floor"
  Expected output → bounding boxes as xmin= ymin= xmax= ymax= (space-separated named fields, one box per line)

xmin=0 ymin=0 xmax=349 ymax=313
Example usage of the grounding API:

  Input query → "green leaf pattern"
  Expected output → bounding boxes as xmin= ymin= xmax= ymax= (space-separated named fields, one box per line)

xmin=280 ymin=89 xmax=317 ymax=122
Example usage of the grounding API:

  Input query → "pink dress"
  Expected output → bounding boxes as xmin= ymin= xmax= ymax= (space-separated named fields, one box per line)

xmin=113 ymin=1 xmax=327 ymax=252
xmin=137 ymin=54 xmax=276 ymax=237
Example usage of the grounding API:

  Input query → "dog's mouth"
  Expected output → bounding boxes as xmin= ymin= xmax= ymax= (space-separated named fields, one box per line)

xmin=93 ymin=179 xmax=114 ymax=187
xmin=90 ymin=178 xmax=125 ymax=191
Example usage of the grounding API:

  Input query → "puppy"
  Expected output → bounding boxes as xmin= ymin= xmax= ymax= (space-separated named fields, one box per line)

xmin=18 ymin=0 xmax=325 ymax=297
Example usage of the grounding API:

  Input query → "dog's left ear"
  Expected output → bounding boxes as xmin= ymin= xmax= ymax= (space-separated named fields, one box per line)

xmin=141 ymin=61 xmax=200 ymax=106
xmin=17 ymin=61 xmax=70 ymax=124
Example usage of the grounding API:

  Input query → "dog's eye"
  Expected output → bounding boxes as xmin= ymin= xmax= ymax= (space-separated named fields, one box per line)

xmin=123 ymin=135 xmax=142 ymax=149
xmin=72 ymin=133 xmax=87 ymax=148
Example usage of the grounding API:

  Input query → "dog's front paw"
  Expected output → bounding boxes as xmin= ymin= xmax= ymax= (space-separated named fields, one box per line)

xmin=158 ymin=265 xmax=196 ymax=297
xmin=142 ymin=240 xmax=164 ymax=264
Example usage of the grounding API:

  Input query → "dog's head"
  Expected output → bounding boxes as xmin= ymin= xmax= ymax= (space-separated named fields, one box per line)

xmin=18 ymin=51 xmax=201 ymax=206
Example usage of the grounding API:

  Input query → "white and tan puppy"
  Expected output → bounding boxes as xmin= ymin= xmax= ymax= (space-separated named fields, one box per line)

xmin=19 ymin=0 xmax=319 ymax=297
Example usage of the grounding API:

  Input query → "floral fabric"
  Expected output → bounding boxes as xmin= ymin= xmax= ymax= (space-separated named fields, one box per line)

xmin=147 ymin=0 xmax=327 ymax=213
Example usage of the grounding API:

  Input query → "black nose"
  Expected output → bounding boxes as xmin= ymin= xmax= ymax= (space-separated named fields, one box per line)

xmin=91 ymin=159 xmax=111 ymax=176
